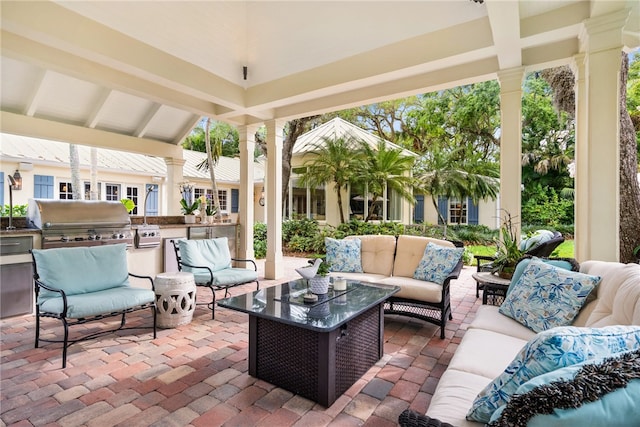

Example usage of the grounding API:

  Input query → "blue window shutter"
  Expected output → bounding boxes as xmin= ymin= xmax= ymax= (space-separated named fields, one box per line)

xmin=414 ymin=194 xmax=424 ymax=223
xmin=437 ymin=196 xmax=448 ymax=225
xmin=468 ymin=197 xmax=479 ymax=225
xmin=145 ymin=184 xmax=159 ymax=216
xmin=34 ymin=175 xmax=54 ymax=199
xmin=231 ymin=189 xmax=239 ymax=213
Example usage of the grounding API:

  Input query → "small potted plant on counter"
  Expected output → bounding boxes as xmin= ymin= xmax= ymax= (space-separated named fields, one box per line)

xmin=180 ymin=198 xmax=199 ymax=224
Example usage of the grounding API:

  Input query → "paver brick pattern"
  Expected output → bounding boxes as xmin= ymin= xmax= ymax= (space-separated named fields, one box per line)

xmin=0 ymin=258 xmax=482 ymax=426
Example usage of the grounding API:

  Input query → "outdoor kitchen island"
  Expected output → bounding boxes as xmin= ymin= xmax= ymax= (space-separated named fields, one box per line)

xmin=218 ymin=280 xmax=399 ymax=407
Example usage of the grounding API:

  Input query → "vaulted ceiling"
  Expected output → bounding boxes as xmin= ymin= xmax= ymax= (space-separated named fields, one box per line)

xmin=1 ymin=1 xmax=639 ymax=157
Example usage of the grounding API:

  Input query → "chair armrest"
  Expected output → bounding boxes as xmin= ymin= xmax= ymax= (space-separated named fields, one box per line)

xmin=35 ymin=278 xmax=69 ymax=315
xmin=231 ymin=258 xmax=258 ymax=271
xmin=129 ymin=273 xmax=155 ymax=291
xmin=178 ymin=261 xmax=214 ymax=283
xmin=475 ymin=254 xmax=496 ymax=271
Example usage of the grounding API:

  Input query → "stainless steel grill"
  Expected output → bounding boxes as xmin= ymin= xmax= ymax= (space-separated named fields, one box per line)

xmin=27 ymin=199 xmax=134 ymax=249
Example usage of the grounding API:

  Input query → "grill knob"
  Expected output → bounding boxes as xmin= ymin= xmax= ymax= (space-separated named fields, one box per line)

xmin=119 ymin=233 xmax=124 ymax=239
xmin=88 ymin=235 xmax=96 ymax=240
xmin=95 ymin=235 xmax=102 ymax=240
xmin=61 ymin=236 xmax=70 ymax=242
xmin=142 ymin=232 xmax=149 ymax=237
xmin=112 ymin=233 xmax=118 ymax=239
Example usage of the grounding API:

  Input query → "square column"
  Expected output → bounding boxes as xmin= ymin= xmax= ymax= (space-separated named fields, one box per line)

xmin=163 ymin=157 xmax=186 ymax=215
xmin=497 ymin=68 xmax=524 ymax=239
xmin=265 ymin=120 xmax=284 ymax=279
xmin=238 ymin=125 xmax=258 ymax=261
xmin=574 ymin=10 xmax=628 ymax=261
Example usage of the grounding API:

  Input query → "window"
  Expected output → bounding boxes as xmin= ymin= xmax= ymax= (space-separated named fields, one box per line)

xmin=84 ymin=182 xmax=101 ymax=200
xmin=288 ymin=170 xmax=325 ymax=220
xmin=218 ymin=190 xmax=227 ymax=211
xmin=105 ymin=184 xmax=120 ymax=201
xmin=126 ymin=186 xmax=139 ymax=215
xmin=34 ymin=175 xmax=54 ymax=199
xmin=59 ymin=182 xmax=73 ymax=199
xmin=194 ymin=188 xmax=205 ymax=200
xmin=449 ymin=198 xmax=467 ymax=224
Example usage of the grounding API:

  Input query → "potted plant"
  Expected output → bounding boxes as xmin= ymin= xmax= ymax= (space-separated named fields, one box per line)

xmin=491 ymin=211 xmax=524 ymax=279
xmin=205 ymin=204 xmax=218 ymax=223
xmin=180 ymin=198 xmax=199 ymax=224
xmin=309 ymin=259 xmax=331 ymax=294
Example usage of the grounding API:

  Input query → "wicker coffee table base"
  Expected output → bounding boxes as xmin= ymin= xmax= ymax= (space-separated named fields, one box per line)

xmin=248 ymin=305 xmax=384 ymax=407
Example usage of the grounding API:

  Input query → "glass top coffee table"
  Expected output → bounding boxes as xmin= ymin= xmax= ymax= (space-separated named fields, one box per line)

xmin=218 ymin=279 xmax=399 ymax=407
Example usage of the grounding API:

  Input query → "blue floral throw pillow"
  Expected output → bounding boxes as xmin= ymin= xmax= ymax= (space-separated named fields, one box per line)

xmin=413 ymin=242 xmax=463 ymax=285
xmin=325 ymin=237 xmax=363 ymax=273
xmin=466 ymin=325 xmax=640 ymax=423
xmin=499 ymin=259 xmax=600 ymax=333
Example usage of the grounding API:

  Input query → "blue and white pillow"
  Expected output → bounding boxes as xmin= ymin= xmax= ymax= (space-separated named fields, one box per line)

xmin=466 ymin=325 xmax=640 ymax=423
xmin=499 ymin=259 xmax=600 ymax=333
xmin=413 ymin=242 xmax=463 ymax=285
xmin=488 ymin=349 xmax=640 ymax=426
xmin=325 ymin=237 xmax=363 ymax=273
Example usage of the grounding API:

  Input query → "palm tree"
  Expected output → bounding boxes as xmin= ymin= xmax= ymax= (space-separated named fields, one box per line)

xmin=298 ymin=137 xmax=362 ymax=224
xmin=415 ymin=143 xmax=498 ymax=236
xmin=353 ymin=139 xmax=415 ymax=221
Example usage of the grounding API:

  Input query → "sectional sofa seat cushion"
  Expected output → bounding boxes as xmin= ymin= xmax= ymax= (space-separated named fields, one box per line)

xmin=499 ymin=259 xmax=601 ymax=333
xmin=345 ymin=235 xmax=396 ymax=276
xmin=414 ymin=242 xmax=464 ymax=285
xmin=580 ymin=261 xmax=640 ymax=327
xmin=488 ymin=348 xmax=640 ymax=427
xmin=325 ymin=237 xmax=363 ymax=273
xmin=466 ymin=324 xmax=640 ymax=423
xmin=392 ymin=235 xmax=456 ymax=278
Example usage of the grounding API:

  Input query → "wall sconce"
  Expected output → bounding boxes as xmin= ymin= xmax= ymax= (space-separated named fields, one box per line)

xmin=12 ymin=170 xmax=22 ymax=191
xmin=259 ymin=187 xmax=265 ymax=206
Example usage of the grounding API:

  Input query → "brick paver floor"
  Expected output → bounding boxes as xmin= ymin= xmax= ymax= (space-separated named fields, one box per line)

xmin=1 ymin=257 xmax=482 ymax=427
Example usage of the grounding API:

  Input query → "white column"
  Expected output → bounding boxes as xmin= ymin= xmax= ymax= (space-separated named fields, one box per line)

xmin=238 ymin=124 xmax=258 ymax=261
xmin=265 ymin=120 xmax=284 ymax=279
xmin=163 ymin=157 xmax=186 ymax=215
xmin=497 ymin=67 xmax=524 ymax=240
xmin=574 ymin=10 xmax=627 ymax=262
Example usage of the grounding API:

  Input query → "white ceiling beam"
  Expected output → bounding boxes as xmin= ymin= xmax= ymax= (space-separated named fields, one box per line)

xmin=134 ymin=104 xmax=162 ymax=138
xmin=85 ymin=88 xmax=113 ymax=128
xmin=1 ymin=111 xmax=182 ymax=158
xmin=172 ymin=115 xmax=203 ymax=145
xmin=485 ymin=0 xmax=522 ymax=70
xmin=23 ymin=69 xmax=50 ymax=117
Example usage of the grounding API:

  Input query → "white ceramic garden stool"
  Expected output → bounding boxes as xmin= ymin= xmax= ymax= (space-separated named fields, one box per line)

xmin=155 ymin=272 xmax=197 ymax=328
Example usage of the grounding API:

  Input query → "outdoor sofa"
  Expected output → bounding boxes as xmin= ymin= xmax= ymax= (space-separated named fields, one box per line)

xmin=399 ymin=258 xmax=640 ymax=427
xmin=325 ymin=234 xmax=464 ymax=339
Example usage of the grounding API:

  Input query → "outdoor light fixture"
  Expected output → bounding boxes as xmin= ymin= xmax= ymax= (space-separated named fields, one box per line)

xmin=12 ymin=170 xmax=22 ymax=191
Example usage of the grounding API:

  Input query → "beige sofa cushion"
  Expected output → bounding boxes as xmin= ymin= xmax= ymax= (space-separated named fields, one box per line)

xmin=345 ymin=235 xmax=396 ymax=276
xmin=469 ymin=305 xmax=537 ymax=341
xmin=392 ymin=235 xmax=454 ymax=278
xmin=581 ymin=261 xmax=640 ymax=327
xmin=377 ymin=276 xmax=443 ymax=302
xmin=426 ymin=369 xmax=490 ymax=427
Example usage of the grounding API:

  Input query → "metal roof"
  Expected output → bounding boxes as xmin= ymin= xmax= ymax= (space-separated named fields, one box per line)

xmin=293 ymin=117 xmax=416 ymax=157
xmin=0 ymin=133 xmax=264 ymax=183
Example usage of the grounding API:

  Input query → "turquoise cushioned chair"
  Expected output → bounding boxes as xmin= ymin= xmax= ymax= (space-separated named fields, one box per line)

xmin=31 ymin=243 xmax=156 ymax=368
xmin=172 ymin=238 xmax=259 ymax=319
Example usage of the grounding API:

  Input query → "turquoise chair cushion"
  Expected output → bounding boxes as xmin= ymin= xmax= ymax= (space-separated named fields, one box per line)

xmin=210 ymin=268 xmax=258 ymax=286
xmin=179 ymin=238 xmax=232 ymax=277
xmin=39 ymin=287 xmax=155 ymax=318
xmin=33 ymin=243 xmax=130 ymax=301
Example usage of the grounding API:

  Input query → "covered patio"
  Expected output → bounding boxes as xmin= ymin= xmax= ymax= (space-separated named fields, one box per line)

xmin=0 ymin=258 xmax=481 ymax=426
xmin=2 ymin=1 xmax=639 ymax=279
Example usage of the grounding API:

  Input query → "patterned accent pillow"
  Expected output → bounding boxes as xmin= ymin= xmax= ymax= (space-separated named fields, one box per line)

xmin=499 ymin=259 xmax=600 ymax=333
xmin=325 ymin=237 xmax=363 ymax=273
xmin=466 ymin=325 xmax=640 ymax=423
xmin=413 ymin=242 xmax=463 ymax=285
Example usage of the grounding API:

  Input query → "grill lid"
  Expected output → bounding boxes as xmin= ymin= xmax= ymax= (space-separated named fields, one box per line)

xmin=27 ymin=199 xmax=131 ymax=230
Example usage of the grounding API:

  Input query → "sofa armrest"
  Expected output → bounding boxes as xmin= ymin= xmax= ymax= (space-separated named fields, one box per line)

xmin=398 ymin=410 xmax=455 ymax=427
xmin=35 ymin=278 xmax=70 ymax=315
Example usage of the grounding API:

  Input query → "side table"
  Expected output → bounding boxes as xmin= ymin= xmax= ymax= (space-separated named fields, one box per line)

xmin=471 ymin=271 xmax=511 ymax=305
xmin=155 ymin=272 xmax=197 ymax=328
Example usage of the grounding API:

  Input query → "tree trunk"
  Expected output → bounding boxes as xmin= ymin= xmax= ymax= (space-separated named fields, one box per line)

xmin=618 ymin=53 xmax=640 ymax=263
xmin=204 ymin=118 xmax=222 ymax=218
xmin=90 ymin=147 xmax=98 ymax=200
xmin=432 ymin=195 xmax=447 ymax=238
xmin=281 ymin=116 xmax=319 ymax=215
xmin=69 ymin=144 xmax=82 ymax=199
